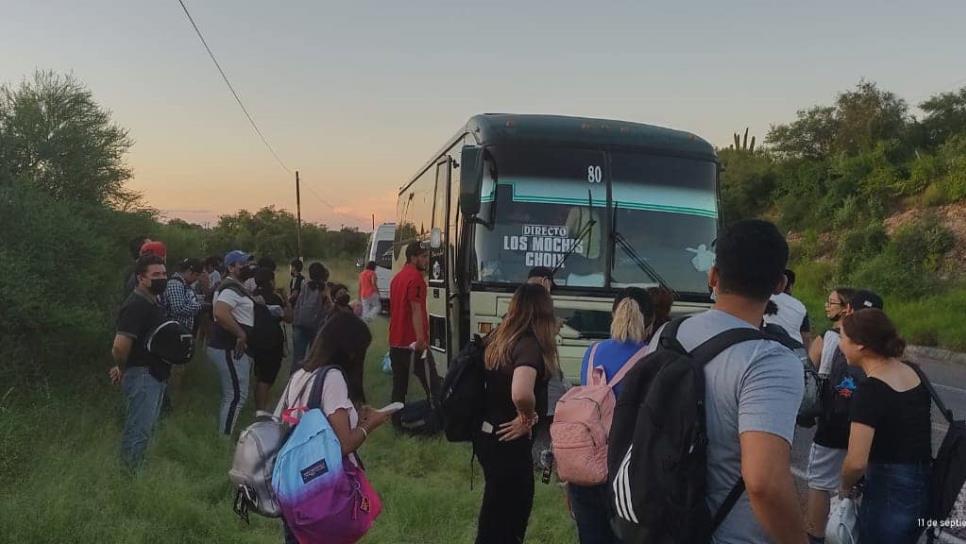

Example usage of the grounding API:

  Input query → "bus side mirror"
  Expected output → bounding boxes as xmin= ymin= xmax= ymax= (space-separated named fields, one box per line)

xmin=459 ymin=145 xmax=483 ymax=217
xmin=430 ymin=227 xmax=443 ymax=249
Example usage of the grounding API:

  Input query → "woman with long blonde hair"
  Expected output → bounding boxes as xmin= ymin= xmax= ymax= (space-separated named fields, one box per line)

xmin=568 ymin=287 xmax=654 ymax=544
xmin=475 ymin=283 xmax=558 ymax=544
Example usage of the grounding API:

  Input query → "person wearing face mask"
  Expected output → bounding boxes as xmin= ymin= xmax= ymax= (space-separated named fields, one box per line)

xmin=109 ymin=254 xmax=170 ymax=469
xmin=207 ymin=250 xmax=258 ymax=436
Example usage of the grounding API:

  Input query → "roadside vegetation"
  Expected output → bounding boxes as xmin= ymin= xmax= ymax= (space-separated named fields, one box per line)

xmin=720 ymin=81 xmax=966 ymax=349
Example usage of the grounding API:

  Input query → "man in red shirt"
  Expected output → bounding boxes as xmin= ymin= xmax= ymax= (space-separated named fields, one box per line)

xmin=388 ymin=243 xmax=439 ymax=420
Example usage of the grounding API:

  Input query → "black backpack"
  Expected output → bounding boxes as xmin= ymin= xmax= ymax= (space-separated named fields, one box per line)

xmin=397 ymin=351 xmax=442 ymax=437
xmin=608 ymin=318 xmax=766 ymax=544
xmin=145 ymin=320 xmax=194 ymax=365
xmin=821 ymin=346 xmax=866 ymax=425
xmin=439 ymin=335 xmax=487 ymax=443
xmin=217 ymin=281 xmax=284 ymax=353
xmin=904 ymin=364 xmax=966 ymax=543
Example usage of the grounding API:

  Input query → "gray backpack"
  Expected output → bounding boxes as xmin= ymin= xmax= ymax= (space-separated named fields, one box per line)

xmin=293 ymin=283 xmax=328 ymax=330
xmin=229 ymin=373 xmax=317 ymax=521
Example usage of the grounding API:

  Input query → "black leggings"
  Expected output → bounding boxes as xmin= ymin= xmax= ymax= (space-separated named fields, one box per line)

xmin=474 ymin=432 xmax=535 ymax=544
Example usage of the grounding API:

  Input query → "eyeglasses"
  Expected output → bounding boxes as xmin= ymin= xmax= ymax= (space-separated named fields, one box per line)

xmin=826 ymin=299 xmax=844 ymax=307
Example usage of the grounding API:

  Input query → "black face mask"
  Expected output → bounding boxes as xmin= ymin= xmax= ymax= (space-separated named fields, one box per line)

xmin=238 ymin=265 xmax=255 ymax=281
xmin=149 ymin=278 xmax=168 ymax=295
xmin=334 ymin=291 xmax=350 ymax=306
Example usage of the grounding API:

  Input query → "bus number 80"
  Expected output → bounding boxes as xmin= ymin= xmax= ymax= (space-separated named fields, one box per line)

xmin=587 ymin=165 xmax=602 ymax=184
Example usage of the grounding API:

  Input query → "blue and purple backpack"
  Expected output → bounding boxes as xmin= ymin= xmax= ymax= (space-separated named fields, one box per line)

xmin=272 ymin=367 xmax=381 ymax=544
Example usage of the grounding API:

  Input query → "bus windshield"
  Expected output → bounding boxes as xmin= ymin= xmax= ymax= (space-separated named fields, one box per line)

xmin=609 ymin=152 xmax=718 ymax=295
xmin=473 ymin=146 xmax=719 ymax=296
xmin=474 ymin=146 xmax=609 ymax=287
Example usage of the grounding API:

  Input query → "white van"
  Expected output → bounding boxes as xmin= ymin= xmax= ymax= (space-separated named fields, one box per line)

xmin=365 ymin=223 xmax=395 ymax=309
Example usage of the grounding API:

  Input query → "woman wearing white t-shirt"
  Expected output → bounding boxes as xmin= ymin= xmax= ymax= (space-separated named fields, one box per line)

xmin=275 ymin=307 xmax=389 ymax=543
xmin=208 ymin=250 xmax=257 ymax=436
xmin=275 ymin=303 xmax=388 ymax=460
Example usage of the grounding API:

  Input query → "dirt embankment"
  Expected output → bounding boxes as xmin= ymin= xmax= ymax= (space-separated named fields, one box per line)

xmin=787 ymin=201 xmax=966 ymax=272
xmin=883 ymin=201 xmax=966 ymax=274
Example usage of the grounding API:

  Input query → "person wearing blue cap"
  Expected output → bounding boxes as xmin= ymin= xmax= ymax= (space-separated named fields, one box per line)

xmin=207 ymin=250 xmax=257 ymax=435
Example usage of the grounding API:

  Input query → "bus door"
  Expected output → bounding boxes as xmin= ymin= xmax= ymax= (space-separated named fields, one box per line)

xmin=427 ymin=157 xmax=452 ymax=367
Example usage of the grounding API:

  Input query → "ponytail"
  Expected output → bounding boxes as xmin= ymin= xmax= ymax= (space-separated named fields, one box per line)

xmin=610 ymin=298 xmax=650 ymax=343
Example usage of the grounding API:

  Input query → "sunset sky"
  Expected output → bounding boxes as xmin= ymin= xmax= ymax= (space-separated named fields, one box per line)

xmin=3 ymin=1 xmax=965 ymax=230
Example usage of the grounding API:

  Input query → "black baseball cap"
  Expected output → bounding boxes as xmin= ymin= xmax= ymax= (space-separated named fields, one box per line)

xmin=527 ymin=267 xmax=557 ymax=289
xmin=850 ymin=290 xmax=884 ymax=311
xmin=180 ymin=258 xmax=204 ymax=273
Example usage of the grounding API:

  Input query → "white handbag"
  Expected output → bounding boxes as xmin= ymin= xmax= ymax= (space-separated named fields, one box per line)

xmin=826 ymin=496 xmax=860 ymax=544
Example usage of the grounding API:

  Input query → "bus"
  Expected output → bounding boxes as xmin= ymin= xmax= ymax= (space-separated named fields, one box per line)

xmin=392 ymin=114 xmax=720 ymax=381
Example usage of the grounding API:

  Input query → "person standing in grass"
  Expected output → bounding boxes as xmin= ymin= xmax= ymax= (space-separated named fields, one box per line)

xmin=288 ymin=258 xmax=304 ymax=305
xmin=388 ymin=244 xmax=440 ymax=425
xmin=159 ymin=257 xmax=206 ymax=411
xmin=208 ymin=250 xmax=257 ymax=436
xmin=292 ymin=262 xmax=331 ymax=373
xmin=358 ymin=261 xmax=381 ymax=322
xmin=275 ymin=303 xmax=387 ymax=544
xmin=475 ymin=283 xmax=557 ymax=544
xmin=109 ymin=254 xmax=170 ymax=469
xmin=251 ymin=267 xmax=292 ymax=414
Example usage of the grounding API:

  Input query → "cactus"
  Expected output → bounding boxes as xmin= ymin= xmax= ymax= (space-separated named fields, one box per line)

xmin=731 ymin=128 xmax=757 ymax=152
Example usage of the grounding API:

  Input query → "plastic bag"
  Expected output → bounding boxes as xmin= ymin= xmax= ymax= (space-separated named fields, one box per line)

xmin=382 ymin=352 xmax=393 ymax=374
xmin=826 ymin=496 xmax=859 ymax=544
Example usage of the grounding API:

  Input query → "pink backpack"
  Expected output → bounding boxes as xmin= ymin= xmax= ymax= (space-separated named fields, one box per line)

xmin=550 ymin=342 xmax=647 ymax=486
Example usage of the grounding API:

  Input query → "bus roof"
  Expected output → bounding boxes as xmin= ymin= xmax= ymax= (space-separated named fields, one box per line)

xmin=467 ymin=113 xmax=716 ymax=159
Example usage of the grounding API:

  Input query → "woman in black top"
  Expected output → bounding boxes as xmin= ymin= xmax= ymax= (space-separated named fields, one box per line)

xmin=475 ymin=283 xmax=558 ymax=544
xmin=839 ymin=309 xmax=931 ymax=544
xmin=251 ymin=267 xmax=293 ymax=412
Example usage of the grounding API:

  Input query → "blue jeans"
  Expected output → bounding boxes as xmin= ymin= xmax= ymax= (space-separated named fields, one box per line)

xmin=291 ymin=325 xmax=315 ymax=374
xmin=208 ymin=347 xmax=252 ymax=436
xmin=858 ymin=463 xmax=929 ymax=544
xmin=120 ymin=366 xmax=166 ymax=469
xmin=568 ymin=483 xmax=622 ymax=544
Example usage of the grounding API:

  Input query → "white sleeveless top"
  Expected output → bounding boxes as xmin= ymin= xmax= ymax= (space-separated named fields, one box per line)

xmin=818 ymin=330 xmax=841 ymax=376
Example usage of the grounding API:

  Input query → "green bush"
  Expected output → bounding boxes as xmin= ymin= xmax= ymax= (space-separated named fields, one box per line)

xmin=834 ymin=222 xmax=888 ymax=280
xmin=891 ymin=215 xmax=954 ymax=271
xmin=0 ymin=183 xmax=132 ymax=383
xmin=839 ymin=216 xmax=953 ymax=298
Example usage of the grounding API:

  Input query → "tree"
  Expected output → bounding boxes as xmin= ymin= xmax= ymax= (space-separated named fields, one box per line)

xmin=833 ymin=81 xmax=908 ymax=155
xmin=718 ymin=147 xmax=777 ymax=224
xmin=919 ymin=86 xmax=966 ymax=148
xmin=0 ymin=71 xmax=135 ymax=207
xmin=766 ymin=81 xmax=909 ymax=159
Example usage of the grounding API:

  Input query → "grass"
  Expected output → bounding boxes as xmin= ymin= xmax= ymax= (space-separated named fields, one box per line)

xmin=790 ymin=260 xmax=966 ymax=351
xmin=0 ymin=263 xmax=577 ymax=544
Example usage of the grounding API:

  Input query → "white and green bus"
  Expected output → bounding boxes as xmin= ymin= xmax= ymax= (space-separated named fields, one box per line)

xmin=392 ymin=114 xmax=720 ymax=380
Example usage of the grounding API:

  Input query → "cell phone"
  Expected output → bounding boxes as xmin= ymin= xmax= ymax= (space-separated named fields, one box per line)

xmin=377 ymin=402 xmax=405 ymax=414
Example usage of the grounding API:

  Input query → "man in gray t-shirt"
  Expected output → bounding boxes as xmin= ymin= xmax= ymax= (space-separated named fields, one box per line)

xmin=645 ymin=220 xmax=806 ymax=544
xmin=647 ymin=310 xmax=803 ymax=543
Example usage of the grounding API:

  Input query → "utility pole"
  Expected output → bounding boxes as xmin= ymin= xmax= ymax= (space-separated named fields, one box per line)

xmin=295 ymin=170 xmax=303 ymax=260
xmin=372 ymin=213 xmax=375 ymax=232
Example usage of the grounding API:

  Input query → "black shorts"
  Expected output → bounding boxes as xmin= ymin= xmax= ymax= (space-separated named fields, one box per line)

xmin=251 ymin=348 xmax=283 ymax=385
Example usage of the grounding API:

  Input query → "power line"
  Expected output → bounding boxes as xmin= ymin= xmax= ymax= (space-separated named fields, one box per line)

xmin=176 ymin=0 xmax=292 ymax=174
xmin=304 ymin=185 xmax=361 ymax=225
